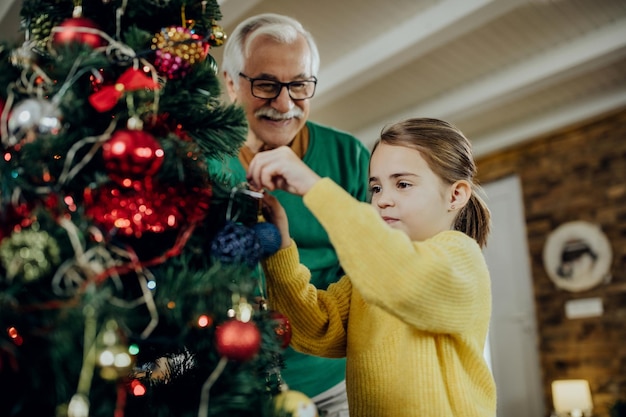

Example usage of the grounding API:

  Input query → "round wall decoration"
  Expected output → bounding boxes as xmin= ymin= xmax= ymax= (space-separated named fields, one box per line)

xmin=542 ymin=220 xmax=612 ymax=292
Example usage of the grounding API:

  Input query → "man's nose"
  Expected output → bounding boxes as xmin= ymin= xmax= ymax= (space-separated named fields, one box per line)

xmin=270 ymin=86 xmax=295 ymax=112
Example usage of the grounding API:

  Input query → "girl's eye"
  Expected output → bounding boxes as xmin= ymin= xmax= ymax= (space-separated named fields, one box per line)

xmin=397 ymin=181 xmax=411 ymax=189
xmin=369 ymin=185 xmax=381 ymax=194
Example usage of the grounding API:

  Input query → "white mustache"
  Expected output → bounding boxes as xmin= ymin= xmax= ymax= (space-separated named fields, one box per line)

xmin=255 ymin=106 xmax=304 ymax=120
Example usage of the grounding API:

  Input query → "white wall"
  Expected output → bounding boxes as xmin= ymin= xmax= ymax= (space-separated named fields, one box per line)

xmin=483 ymin=175 xmax=546 ymax=417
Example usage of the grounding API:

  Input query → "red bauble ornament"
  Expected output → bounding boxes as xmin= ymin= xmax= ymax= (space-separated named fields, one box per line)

xmin=52 ymin=17 xmax=105 ymax=49
xmin=102 ymin=129 xmax=164 ymax=186
xmin=84 ymin=181 xmax=212 ymax=239
xmin=215 ymin=320 xmax=261 ymax=362
xmin=84 ymin=184 xmax=178 ymax=237
xmin=270 ymin=310 xmax=292 ymax=349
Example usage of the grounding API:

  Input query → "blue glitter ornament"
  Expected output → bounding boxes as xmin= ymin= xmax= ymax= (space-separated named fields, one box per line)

xmin=210 ymin=222 xmax=262 ymax=268
xmin=253 ymin=221 xmax=282 ymax=258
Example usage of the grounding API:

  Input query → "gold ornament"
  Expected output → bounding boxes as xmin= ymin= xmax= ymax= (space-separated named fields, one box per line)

xmin=273 ymin=390 xmax=318 ymax=417
xmin=209 ymin=22 xmax=226 ymax=47
xmin=151 ymin=25 xmax=207 ymax=65
xmin=97 ymin=320 xmax=136 ymax=381
xmin=0 ymin=228 xmax=61 ymax=283
xmin=67 ymin=393 xmax=90 ymax=417
xmin=30 ymin=13 xmax=55 ymax=50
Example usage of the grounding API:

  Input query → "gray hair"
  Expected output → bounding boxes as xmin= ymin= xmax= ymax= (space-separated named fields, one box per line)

xmin=222 ymin=13 xmax=320 ymax=85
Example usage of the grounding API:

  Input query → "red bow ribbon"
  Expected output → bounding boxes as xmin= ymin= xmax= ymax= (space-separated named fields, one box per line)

xmin=89 ymin=68 xmax=160 ymax=112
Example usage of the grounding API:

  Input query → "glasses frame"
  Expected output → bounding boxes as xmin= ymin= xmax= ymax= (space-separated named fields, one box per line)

xmin=239 ymin=72 xmax=318 ymax=100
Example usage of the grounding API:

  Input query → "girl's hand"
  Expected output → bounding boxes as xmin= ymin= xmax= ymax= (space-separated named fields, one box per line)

xmin=260 ymin=192 xmax=291 ymax=250
xmin=247 ymin=146 xmax=321 ymax=196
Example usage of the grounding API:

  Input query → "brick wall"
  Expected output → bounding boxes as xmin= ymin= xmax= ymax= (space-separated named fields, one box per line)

xmin=476 ymin=107 xmax=626 ymax=416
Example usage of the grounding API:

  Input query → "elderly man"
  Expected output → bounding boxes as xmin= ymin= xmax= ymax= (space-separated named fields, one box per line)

xmin=215 ymin=13 xmax=370 ymax=417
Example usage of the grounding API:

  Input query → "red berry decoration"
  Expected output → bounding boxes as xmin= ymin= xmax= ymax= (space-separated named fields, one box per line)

xmin=270 ymin=310 xmax=292 ymax=349
xmin=215 ymin=320 xmax=261 ymax=362
xmin=102 ymin=129 xmax=164 ymax=186
xmin=52 ymin=17 xmax=105 ymax=49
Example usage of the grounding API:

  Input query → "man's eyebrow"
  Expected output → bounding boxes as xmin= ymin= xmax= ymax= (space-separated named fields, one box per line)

xmin=255 ymin=73 xmax=310 ymax=81
xmin=253 ymin=73 xmax=278 ymax=80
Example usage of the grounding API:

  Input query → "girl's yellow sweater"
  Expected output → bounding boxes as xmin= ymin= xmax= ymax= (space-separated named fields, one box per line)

xmin=263 ymin=178 xmax=496 ymax=417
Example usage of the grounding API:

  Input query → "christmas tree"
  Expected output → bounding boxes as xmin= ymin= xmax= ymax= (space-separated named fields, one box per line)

xmin=0 ymin=1 xmax=311 ymax=416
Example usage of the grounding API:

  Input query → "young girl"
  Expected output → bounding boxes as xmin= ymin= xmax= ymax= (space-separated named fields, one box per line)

xmin=247 ymin=118 xmax=496 ymax=417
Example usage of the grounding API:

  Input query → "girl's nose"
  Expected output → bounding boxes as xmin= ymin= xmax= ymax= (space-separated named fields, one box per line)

xmin=376 ymin=192 xmax=394 ymax=207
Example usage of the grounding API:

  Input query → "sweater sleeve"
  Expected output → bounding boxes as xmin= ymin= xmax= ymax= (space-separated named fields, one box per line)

xmin=303 ymin=178 xmax=491 ymax=335
xmin=263 ymin=242 xmax=352 ymax=358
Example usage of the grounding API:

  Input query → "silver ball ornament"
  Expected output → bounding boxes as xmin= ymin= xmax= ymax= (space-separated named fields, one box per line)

xmin=6 ymin=98 xmax=62 ymax=147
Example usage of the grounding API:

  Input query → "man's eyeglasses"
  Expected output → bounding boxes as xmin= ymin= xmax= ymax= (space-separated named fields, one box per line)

xmin=239 ymin=73 xmax=317 ymax=100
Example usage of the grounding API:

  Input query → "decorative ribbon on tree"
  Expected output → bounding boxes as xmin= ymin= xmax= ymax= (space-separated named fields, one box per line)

xmin=88 ymin=68 xmax=160 ymax=112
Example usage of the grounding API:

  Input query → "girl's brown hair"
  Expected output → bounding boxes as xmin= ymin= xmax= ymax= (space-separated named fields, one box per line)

xmin=372 ymin=118 xmax=491 ymax=248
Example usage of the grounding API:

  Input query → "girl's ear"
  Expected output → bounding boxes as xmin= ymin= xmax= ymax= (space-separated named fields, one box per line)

xmin=449 ymin=180 xmax=471 ymax=211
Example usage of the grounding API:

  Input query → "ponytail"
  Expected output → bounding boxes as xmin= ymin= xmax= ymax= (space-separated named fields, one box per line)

xmin=454 ymin=189 xmax=490 ymax=248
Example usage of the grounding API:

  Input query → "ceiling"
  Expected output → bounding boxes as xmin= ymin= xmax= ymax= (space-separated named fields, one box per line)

xmin=2 ymin=0 xmax=626 ymax=157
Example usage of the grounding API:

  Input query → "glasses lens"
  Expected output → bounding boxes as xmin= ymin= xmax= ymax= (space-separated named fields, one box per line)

xmin=252 ymin=80 xmax=281 ymax=98
xmin=251 ymin=79 xmax=316 ymax=99
xmin=288 ymin=81 xmax=316 ymax=99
